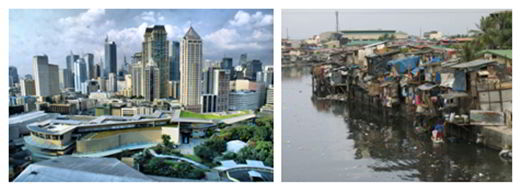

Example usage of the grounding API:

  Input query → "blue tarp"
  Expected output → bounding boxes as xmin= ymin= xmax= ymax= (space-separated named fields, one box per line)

xmin=435 ymin=72 xmax=441 ymax=83
xmin=411 ymin=66 xmax=424 ymax=75
xmin=388 ymin=56 xmax=420 ymax=74
xmin=428 ymin=57 xmax=442 ymax=64
xmin=453 ymin=70 xmax=467 ymax=91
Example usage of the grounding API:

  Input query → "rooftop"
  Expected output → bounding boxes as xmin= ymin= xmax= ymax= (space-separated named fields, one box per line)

xmin=9 ymin=111 xmax=50 ymax=124
xmin=340 ymin=30 xmax=396 ymax=34
xmin=478 ymin=49 xmax=512 ymax=60
xmin=449 ymin=59 xmax=497 ymax=70
xmin=14 ymin=157 xmax=154 ymax=182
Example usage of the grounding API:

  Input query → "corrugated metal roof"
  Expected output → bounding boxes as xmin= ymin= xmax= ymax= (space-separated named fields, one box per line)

xmin=479 ymin=49 xmax=512 ymax=60
xmin=449 ymin=59 xmax=497 ymax=69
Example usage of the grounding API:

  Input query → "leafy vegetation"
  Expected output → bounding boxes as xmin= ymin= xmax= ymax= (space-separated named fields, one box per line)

xmin=140 ymin=157 xmax=205 ymax=179
xmin=235 ymin=141 xmax=274 ymax=167
xmin=459 ymin=11 xmax=512 ymax=61
xmin=161 ymin=134 xmax=173 ymax=148
xmin=194 ymin=137 xmax=227 ymax=163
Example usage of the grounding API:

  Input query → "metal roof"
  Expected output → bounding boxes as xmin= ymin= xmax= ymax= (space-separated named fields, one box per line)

xmin=478 ymin=49 xmax=512 ymax=60
xmin=14 ymin=157 xmax=154 ymax=182
xmin=9 ymin=111 xmax=48 ymax=124
xmin=449 ymin=59 xmax=497 ymax=69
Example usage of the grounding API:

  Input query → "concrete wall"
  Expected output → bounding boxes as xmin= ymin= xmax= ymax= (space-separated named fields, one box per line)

xmin=478 ymin=125 xmax=512 ymax=150
xmin=76 ymin=130 xmax=162 ymax=153
xmin=161 ymin=126 xmax=180 ymax=145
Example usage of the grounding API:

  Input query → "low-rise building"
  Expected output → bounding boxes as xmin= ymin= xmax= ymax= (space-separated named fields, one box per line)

xmin=47 ymin=103 xmax=77 ymax=115
xmin=229 ymin=90 xmax=259 ymax=111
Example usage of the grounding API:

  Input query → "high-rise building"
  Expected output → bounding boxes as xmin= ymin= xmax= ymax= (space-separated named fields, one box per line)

xmin=169 ymin=41 xmax=180 ymax=81
xmin=66 ymin=51 xmax=79 ymax=89
xmin=20 ymin=78 xmax=36 ymax=96
xmin=24 ymin=74 xmax=33 ymax=80
xmin=104 ymin=36 xmax=117 ymax=78
xmin=246 ymin=59 xmax=263 ymax=80
xmin=142 ymin=25 xmax=169 ymax=98
xmin=239 ymin=53 xmax=248 ymax=66
xmin=131 ymin=63 xmax=143 ymax=97
xmin=202 ymin=68 xmax=230 ymax=112
xmin=74 ymin=58 xmax=88 ymax=92
xmin=180 ymin=27 xmax=203 ymax=113
xmin=201 ymin=94 xmax=217 ymax=113
xmin=221 ymin=57 xmax=233 ymax=70
xmin=143 ymin=43 xmax=160 ymax=101
xmin=33 ymin=55 xmax=60 ymax=97
xmin=214 ymin=69 xmax=230 ymax=112
xmin=107 ymin=73 xmax=117 ymax=92
xmin=221 ymin=57 xmax=234 ymax=80
xmin=9 ymin=66 xmax=19 ymax=87
xmin=143 ymin=62 xmax=160 ymax=101
xmin=83 ymin=53 xmax=95 ymax=80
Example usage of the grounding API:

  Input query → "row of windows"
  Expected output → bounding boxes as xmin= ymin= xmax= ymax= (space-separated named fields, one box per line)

xmin=31 ymin=131 xmax=64 ymax=141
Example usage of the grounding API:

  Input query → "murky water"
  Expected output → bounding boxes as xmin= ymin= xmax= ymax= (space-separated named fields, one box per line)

xmin=282 ymin=66 xmax=512 ymax=182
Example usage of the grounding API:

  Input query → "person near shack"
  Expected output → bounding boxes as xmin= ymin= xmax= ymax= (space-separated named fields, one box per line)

xmin=432 ymin=120 xmax=445 ymax=141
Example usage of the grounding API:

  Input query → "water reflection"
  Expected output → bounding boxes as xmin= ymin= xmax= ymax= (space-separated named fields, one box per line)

xmin=283 ymin=66 xmax=511 ymax=182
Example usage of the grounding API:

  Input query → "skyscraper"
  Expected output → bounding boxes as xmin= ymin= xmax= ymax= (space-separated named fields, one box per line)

xmin=33 ymin=55 xmax=60 ymax=97
xmin=131 ymin=63 xmax=143 ymax=97
xmin=104 ymin=36 xmax=117 ymax=78
xmin=239 ymin=53 xmax=248 ymax=66
xmin=73 ymin=58 xmax=88 ymax=92
xmin=9 ymin=66 xmax=19 ymax=87
xmin=246 ymin=59 xmax=263 ymax=80
xmin=65 ymin=51 xmax=79 ymax=89
xmin=83 ymin=53 xmax=95 ymax=80
xmin=107 ymin=73 xmax=117 ymax=92
xmin=143 ymin=43 xmax=160 ymax=101
xmin=20 ymin=78 xmax=36 ymax=96
xmin=214 ymin=69 xmax=230 ymax=112
xmin=142 ymin=25 xmax=169 ymax=98
xmin=180 ymin=27 xmax=203 ymax=113
xmin=221 ymin=57 xmax=233 ymax=70
xmin=169 ymin=41 xmax=180 ymax=81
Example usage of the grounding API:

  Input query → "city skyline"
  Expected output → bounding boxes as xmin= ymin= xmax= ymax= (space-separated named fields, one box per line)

xmin=10 ymin=9 xmax=274 ymax=76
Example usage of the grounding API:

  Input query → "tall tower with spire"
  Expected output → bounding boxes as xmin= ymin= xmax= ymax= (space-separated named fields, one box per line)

xmin=180 ymin=26 xmax=203 ymax=113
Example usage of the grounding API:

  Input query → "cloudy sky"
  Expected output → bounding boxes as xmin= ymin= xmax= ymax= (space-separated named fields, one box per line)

xmin=10 ymin=9 xmax=273 ymax=76
xmin=282 ymin=9 xmax=505 ymax=40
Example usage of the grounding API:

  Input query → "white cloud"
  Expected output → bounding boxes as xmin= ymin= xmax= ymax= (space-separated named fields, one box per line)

xmin=136 ymin=11 xmax=165 ymax=24
xmin=229 ymin=10 xmax=273 ymax=28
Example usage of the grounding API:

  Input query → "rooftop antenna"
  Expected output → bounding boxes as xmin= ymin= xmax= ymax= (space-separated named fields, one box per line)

xmin=286 ymin=28 xmax=289 ymax=40
xmin=335 ymin=11 xmax=339 ymax=33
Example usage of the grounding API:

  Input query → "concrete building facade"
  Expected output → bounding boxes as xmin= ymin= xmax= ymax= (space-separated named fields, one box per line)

xmin=180 ymin=27 xmax=203 ymax=112
xmin=142 ymin=26 xmax=169 ymax=98
xmin=33 ymin=55 xmax=60 ymax=97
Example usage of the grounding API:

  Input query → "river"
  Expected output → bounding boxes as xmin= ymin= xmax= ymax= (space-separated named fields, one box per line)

xmin=282 ymin=66 xmax=512 ymax=182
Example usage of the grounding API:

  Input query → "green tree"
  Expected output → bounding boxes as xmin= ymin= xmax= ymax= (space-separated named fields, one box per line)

xmin=205 ymin=137 xmax=227 ymax=153
xmin=469 ymin=11 xmax=512 ymax=49
xmin=194 ymin=145 xmax=217 ymax=162
xmin=458 ymin=41 xmax=483 ymax=62
xmin=161 ymin=134 xmax=173 ymax=148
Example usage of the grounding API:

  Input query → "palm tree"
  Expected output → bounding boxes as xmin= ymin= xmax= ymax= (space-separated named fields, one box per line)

xmin=469 ymin=11 xmax=512 ymax=49
xmin=458 ymin=41 xmax=483 ymax=62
